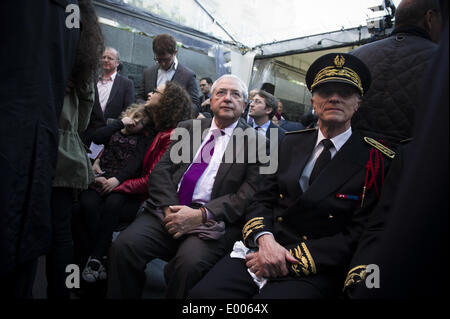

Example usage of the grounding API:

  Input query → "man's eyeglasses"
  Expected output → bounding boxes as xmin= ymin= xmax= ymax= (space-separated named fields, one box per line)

xmin=151 ymin=89 xmax=163 ymax=95
xmin=251 ymin=98 xmax=265 ymax=106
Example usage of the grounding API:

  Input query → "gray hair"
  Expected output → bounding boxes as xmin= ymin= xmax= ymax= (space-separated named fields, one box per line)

xmin=211 ymin=74 xmax=249 ymax=102
xmin=105 ymin=46 xmax=120 ymax=61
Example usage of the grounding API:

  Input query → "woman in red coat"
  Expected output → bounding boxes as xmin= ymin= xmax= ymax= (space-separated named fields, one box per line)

xmin=114 ymin=80 xmax=193 ymax=211
xmin=80 ymin=81 xmax=193 ymax=283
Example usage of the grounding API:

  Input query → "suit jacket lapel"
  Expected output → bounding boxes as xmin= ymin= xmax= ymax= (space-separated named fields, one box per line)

xmin=171 ymin=65 xmax=183 ymax=83
xmin=106 ymin=74 xmax=120 ymax=108
xmin=151 ymin=67 xmax=158 ymax=89
xmin=266 ymin=122 xmax=273 ymax=140
xmin=284 ymin=129 xmax=318 ymax=198
xmin=301 ymin=132 xmax=367 ymax=203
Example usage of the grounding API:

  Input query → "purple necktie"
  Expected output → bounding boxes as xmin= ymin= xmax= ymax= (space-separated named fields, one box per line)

xmin=178 ymin=129 xmax=224 ymax=206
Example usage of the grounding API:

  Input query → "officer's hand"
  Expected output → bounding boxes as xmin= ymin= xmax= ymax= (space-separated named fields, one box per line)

xmin=246 ymin=234 xmax=297 ymax=278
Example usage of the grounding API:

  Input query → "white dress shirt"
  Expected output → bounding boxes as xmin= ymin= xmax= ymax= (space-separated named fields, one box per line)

xmin=97 ymin=71 xmax=117 ymax=113
xmin=253 ymin=119 xmax=271 ymax=135
xmin=157 ymin=56 xmax=178 ymax=87
xmin=299 ymin=127 xmax=352 ymax=192
xmin=177 ymin=118 xmax=239 ymax=206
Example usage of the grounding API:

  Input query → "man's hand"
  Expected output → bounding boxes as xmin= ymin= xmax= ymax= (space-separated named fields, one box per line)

xmin=163 ymin=205 xmax=202 ymax=239
xmin=100 ymin=177 xmax=120 ymax=195
xmin=245 ymin=234 xmax=298 ymax=279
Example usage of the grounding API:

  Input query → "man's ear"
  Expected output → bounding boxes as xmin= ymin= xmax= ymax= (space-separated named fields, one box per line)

xmin=354 ymin=97 xmax=362 ymax=112
xmin=423 ymin=9 xmax=434 ymax=32
xmin=311 ymin=97 xmax=317 ymax=113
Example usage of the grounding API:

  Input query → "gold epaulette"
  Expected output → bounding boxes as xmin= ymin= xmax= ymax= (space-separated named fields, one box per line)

xmin=344 ymin=265 xmax=368 ymax=289
xmin=364 ymin=137 xmax=396 ymax=159
xmin=285 ymin=128 xmax=317 ymax=135
xmin=400 ymin=137 xmax=413 ymax=144
xmin=289 ymin=243 xmax=317 ymax=277
xmin=242 ymin=217 xmax=265 ymax=243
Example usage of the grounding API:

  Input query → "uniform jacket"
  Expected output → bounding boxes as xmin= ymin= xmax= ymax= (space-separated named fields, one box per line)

xmin=81 ymin=73 xmax=135 ymax=146
xmin=139 ymin=63 xmax=199 ymax=107
xmin=243 ymin=129 xmax=394 ymax=286
xmin=346 ymin=7 xmax=448 ymax=297
xmin=142 ymin=118 xmax=263 ymax=245
xmin=344 ymin=142 xmax=408 ymax=296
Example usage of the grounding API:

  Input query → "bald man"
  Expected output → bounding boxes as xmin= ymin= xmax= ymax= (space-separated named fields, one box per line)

xmin=350 ymin=0 xmax=443 ymax=143
xmin=82 ymin=47 xmax=135 ymax=146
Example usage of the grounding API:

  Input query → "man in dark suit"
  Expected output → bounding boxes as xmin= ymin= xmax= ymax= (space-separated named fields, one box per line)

xmin=138 ymin=33 xmax=199 ymax=111
xmin=81 ymin=47 xmax=135 ymax=146
xmin=190 ymin=53 xmax=395 ymax=299
xmin=248 ymin=90 xmax=286 ymax=143
xmin=107 ymin=74 xmax=264 ymax=299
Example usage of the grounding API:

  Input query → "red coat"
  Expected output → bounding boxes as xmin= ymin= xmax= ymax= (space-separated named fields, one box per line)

xmin=113 ymin=129 xmax=173 ymax=197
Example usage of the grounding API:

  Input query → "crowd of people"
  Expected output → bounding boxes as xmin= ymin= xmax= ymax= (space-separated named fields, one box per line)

xmin=0 ymin=0 xmax=447 ymax=300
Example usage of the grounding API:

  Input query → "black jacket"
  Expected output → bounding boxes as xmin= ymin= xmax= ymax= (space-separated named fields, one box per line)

xmin=350 ymin=26 xmax=438 ymax=142
xmin=243 ymin=129 xmax=395 ymax=292
xmin=81 ymin=73 xmax=135 ymax=146
xmin=139 ymin=63 xmax=199 ymax=112
xmin=0 ymin=0 xmax=79 ymax=275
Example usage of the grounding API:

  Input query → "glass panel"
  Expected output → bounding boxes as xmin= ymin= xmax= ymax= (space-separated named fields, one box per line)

xmin=121 ymin=0 xmax=401 ymax=48
xmin=249 ymin=46 xmax=358 ymax=122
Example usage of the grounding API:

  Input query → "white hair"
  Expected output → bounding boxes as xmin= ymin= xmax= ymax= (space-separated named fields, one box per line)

xmin=211 ymin=74 xmax=248 ymax=102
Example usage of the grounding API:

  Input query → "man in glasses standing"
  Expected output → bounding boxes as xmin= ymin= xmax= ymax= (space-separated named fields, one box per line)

xmin=139 ymin=33 xmax=199 ymax=112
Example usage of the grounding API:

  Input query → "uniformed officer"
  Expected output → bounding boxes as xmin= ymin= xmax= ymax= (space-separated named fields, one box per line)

xmin=189 ymin=53 xmax=396 ymax=299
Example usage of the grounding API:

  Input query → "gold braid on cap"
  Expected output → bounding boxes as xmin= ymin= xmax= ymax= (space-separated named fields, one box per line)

xmin=311 ymin=66 xmax=364 ymax=96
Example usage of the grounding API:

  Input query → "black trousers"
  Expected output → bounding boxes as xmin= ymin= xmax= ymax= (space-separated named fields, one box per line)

xmin=189 ymin=254 xmax=341 ymax=299
xmin=46 ymin=187 xmax=75 ymax=299
xmin=107 ymin=211 xmax=229 ymax=299
xmin=78 ymin=189 xmax=139 ymax=261
xmin=0 ymin=259 xmax=38 ymax=299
